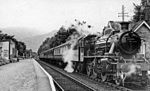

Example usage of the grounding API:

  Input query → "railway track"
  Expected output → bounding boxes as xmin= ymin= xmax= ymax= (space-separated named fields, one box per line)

xmin=75 ymin=68 xmax=150 ymax=91
xmin=37 ymin=60 xmax=129 ymax=91
xmin=77 ymin=72 xmax=150 ymax=91
xmin=38 ymin=60 xmax=149 ymax=91
xmin=38 ymin=60 xmax=96 ymax=91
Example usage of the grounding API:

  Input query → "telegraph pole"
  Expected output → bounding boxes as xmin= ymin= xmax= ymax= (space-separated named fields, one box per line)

xmin=118 ymin=5 xmax=128 ymax=22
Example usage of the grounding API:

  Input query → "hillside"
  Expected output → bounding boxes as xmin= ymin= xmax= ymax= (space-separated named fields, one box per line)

xmin=2 ymin=27 xmax=41 ymax=40
xmin=22 ymin=30 xmax=57 ymax=52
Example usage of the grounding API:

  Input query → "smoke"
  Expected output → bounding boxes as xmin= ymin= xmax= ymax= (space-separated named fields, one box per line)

xmin=62 ymin=39 xmax=78 ymax=73
xmin=62 ymin=20 xmax=91 ymax=73
xmin=126 ymin=64 xmax=141 ymax=76
xmin=121 ymin=64 xmax=141 ymax=77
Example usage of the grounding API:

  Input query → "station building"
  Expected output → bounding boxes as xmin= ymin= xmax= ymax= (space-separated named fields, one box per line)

xmin=132 ymin=21 xmax=150 ymax=61
xmin=0 ymin=39 xmax=18 ymax=61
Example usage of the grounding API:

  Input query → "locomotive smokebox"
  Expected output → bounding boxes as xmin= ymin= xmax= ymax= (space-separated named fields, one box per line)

xmin=117 ymin=31 xmax=141 ymax=58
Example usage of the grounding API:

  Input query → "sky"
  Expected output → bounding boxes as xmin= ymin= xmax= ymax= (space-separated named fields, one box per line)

xmin=0 ymin=0 xmax=141 ymax=36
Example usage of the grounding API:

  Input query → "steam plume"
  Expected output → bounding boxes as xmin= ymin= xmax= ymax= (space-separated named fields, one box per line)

xmin=127 ymin=64 xmax=140 ymax=76
xmin=122 ymin=64 xmax=141 ymax=77
xmin=63 ymin=39 xmax=77 ymax=73
xmin=62 ymin=20 xmax=92 ymax=73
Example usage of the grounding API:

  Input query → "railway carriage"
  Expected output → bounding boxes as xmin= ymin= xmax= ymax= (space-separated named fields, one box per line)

xmin=40 ymin=41 xmax=72 ymax=67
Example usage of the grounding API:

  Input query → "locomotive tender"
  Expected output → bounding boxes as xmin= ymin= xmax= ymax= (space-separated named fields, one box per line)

xmin=39 ymin=22 xmax=149 ymax=86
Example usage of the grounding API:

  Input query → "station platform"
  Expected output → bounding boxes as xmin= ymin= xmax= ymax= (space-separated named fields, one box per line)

xmin=0 ymin=59 xmax=56 ymax=91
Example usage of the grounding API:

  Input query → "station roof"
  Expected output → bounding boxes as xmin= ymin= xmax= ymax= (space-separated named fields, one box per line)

xmin=131 ymin=21 xmax=150 ymax=32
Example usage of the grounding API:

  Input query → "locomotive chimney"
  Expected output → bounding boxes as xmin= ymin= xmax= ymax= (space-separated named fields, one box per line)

xmin=119 ymin=21 xmax=130 ymax=31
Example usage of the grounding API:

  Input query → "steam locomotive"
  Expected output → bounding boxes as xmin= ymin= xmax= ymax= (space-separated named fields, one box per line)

xmin=39 ymin=22 xmax=149 ymax=86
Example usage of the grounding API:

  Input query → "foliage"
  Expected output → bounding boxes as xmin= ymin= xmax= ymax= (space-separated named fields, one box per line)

xmin=132 ymin=0 xmax=150 ymax=23
xmin=132 ymin=3 xmax=144 ymax=22
xmin=37 ymin=19 xmax=91 ymax=54
xmin=16 ymin=41 xmax=26 ymax=56
xmin=38 ymin=26 xmax=78 ymax=54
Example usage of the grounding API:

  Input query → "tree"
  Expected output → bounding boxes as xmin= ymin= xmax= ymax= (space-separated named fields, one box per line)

xmin=38 ymin=19 xmax=91 ymax=54
xmin=38 ymin=25 xmax=78 ymax=54
xmin=133 ymin=3 xmax=144 ymax=22
xmin=16 ymin=41 xmax=26 ymax=56
xmin=132 ymin=0 xmax=150 ymax=23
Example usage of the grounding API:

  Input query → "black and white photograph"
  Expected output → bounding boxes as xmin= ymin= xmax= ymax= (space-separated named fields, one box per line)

xmin=0 ymin=0 xmax=149 ymax=91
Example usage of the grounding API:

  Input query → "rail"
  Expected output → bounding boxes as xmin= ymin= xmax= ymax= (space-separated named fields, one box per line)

xmin=38 ymin=60 xmax=96 ymax=91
